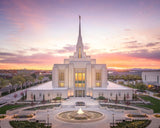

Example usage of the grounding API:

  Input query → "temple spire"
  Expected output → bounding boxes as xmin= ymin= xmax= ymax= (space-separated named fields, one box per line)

xmin=79 ymin=15 xmax=81 ymax=37
xmin=76 ymin=15 xmax=84 ymax=58
xmin=76 ymin=15 xmax=83 ymax=50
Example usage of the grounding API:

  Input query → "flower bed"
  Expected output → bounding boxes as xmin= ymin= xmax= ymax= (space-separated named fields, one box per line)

xmin=127 ymin=114 xmax=148 ymax=118
xmin=10 ymin=121 xmax=51 ymax=128
xmin=154 ymin=114 xmax=160 ymax=118
xmin=111 ymin=120 xmax=151 ymax=128
xmin=0 ymin=115 xmax=6 ymax=119
xmin=13 ymin=114 xmax=33 ymax=118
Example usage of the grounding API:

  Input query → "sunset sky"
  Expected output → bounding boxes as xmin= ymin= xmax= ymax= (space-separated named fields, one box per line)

xmin=0 ymin=0 xmax=160 ymax=70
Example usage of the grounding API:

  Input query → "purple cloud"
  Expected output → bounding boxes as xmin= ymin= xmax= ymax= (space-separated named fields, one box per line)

xmin=0 ymin=52 xmax=65 ymax=64
xmin=0 ymin=52 xmax=16 ymax=56
xmin=146 ymin=42 xmax=160 ymax=47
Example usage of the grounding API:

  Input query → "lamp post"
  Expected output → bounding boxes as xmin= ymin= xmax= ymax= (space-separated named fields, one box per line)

xmin=47 ymin=110 xmax=49 ymax=125
xmin=112 ymin=113 xmax=114 ymax=127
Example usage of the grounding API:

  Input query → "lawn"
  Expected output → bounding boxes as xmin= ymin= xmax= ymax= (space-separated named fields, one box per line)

xmin=10 ymin=121 xmax=51 ymax=128
xmin=111 ymin=120 xmax=151 ymax=128
xmin=100 ymin=104 xmax=136 ymax=110
xmin=138 ymin=95 xmax=160 ymax=113
xmin=0 ymin=104 xmax=26 ymax=114
xmin=24 ymin=104 xmax=60 ymax=111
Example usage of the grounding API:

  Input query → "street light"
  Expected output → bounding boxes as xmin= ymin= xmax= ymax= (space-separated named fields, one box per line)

xmin=112 ymin=113 xmax=114 ymax=127
xmin=47 ymin=110 xmax=49 ymax=125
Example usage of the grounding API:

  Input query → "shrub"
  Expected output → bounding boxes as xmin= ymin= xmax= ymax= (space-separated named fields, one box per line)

xmin=98 ymin=96 xmax=106 ymax=100
xmin=13 ymin=114 xmax=33 ymax=118
xmin=10 ymin=121 xmax=51 ymax=128
xmin=0 ymin=115 xmax=6 ymax=119
xmin=55 ymin=97 xmax=61 ymax=100
xmin=127 ymin=114 xmax=148 ymax=118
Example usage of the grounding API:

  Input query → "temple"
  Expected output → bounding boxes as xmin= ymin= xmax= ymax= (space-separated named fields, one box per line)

xmin=27 ymin=16 xmax=133 ymax=101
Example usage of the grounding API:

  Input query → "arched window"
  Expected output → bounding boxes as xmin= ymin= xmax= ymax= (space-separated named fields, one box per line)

xmin=78 ymin=47 xmax=82 ymax=58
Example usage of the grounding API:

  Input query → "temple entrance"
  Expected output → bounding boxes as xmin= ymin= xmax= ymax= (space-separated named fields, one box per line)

xmin=74 ymin=69 xmax=86 ymax=97
xmin=75 ymin=90 xmax=85 ymax=97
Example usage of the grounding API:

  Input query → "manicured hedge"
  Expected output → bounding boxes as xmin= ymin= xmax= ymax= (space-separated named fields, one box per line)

xmin=10 ymin=121 xmax=51 ymax=128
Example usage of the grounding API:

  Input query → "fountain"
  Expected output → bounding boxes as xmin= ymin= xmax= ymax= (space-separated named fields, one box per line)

xmin=77 ymin=108 xmax=84 ymax=114
xmin=56 ymin=108 xmax=104 ymax=123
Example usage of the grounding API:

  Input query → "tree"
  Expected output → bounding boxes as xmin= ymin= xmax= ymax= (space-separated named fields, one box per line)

xmin=0 ymin=78 xmax=9 ymax=88
xmin=43 ymin=94 xmax=45 ymax=101
xmin=34 ymin=95 xmax=36 ymax=101
xmin=31 ymin=73 xmax=37 ymax=79
xmin=14 ymin=93 xmax=17 ymax=98
xmin=11 ymin=75 xmax=25 ymax=86
xmin=38 ymin=76 xmax=44 ymax=81
xmin=24 ymin=75 xmax=34 ymax=82
xmin=135 ymin=82 xmax=146 ymax=91
xmin=124 ymin=94 xmax=126 ymax=102
xmin=115 ymin=94 xmax=118 ymax=103
xmin=98 ymin=96 xmax=106 ymax=100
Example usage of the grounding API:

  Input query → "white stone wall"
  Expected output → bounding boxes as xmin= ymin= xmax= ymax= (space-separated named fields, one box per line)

xmin=92 ymin=89 xmax=133 ymax=100
xmin=27 ymin=89 xmax=68 ymax=101
xmin=92 ymin=64 xmax=108 ymax=88
xmin=142 ymin=71 xmax=160 ymax=86
xmin=91 ymin=65 xmax=96 ymax=88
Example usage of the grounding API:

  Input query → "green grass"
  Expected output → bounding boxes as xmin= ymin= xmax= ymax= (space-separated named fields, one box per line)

xmin=111 ymin=120 xmax=151 ymax=128
xmin=100 ymin=104 xmax=136 ymax=110
xmin=24 ymin=104 xmax=60 ymax=111
xmin=0 ymin=104 xmax=26 ymax=114
xmin=138 ymin=95 xmax=160 ymax=113
xmin=10 ymin=121 xmax=51 ymax=128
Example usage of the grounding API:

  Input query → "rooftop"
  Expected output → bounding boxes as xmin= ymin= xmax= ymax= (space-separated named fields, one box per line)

xmin=28 ymin=81 xmax=132 ymax=91
xmin=107 ymin=81 xmax=132 ymax=90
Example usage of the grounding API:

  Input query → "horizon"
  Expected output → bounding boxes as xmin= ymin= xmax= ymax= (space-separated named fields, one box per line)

xmin=0 ymin=0 xmax=160 ymax=70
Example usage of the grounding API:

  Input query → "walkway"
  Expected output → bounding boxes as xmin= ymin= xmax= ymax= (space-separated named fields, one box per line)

xmin=61 ymin=97 xmax=99 ymax=107
xmin=1 ymin=97 xmax=160 ymax=128
xmin=0 ymin=119 xmax=12 ymax=128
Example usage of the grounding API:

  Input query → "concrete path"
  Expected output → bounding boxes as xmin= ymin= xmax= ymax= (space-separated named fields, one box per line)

xmin=62 ymin=97 xmax=99 ymax=107
xmin=35 ymin=107 xmax=125 ymax=128
xmin=147 ymin=116 xmax=160 ymax=128
xmin=0 ymin=119 xmax=12 ymax=128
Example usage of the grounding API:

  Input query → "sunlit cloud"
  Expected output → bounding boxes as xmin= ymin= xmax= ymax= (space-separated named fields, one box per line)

xmin=0 ymin=0 xmax=160 ymax=69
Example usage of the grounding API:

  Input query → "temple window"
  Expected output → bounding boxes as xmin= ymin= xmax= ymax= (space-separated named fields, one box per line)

xmin=96 ymin=72 xmax=101 ymax=81
xmin=78 ymin=47 xmax=82 ymax=58
xmin=96 ymin=82 xmax=101 ymax=87
xmin=96 ymin=72 xmax=101 ymax=87
xmin=59 ymin=72 xmax=64 ymax=81
xmin=59 ymin=82 xmax=64 ymax=87
xmin=59 ymin=71 xmax=64 ymax=87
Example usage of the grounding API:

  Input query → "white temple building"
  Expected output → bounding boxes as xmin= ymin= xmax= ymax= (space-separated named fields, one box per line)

xmin=27 ymin=16 xmax=133 ymax=101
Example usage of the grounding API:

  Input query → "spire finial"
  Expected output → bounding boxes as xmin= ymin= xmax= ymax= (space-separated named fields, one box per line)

xmin=79 ymin=15 xmax=81 ymax=37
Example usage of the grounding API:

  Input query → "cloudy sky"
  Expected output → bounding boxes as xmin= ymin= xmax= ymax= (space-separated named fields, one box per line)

xmin=0 ymin=0 xmax=160 ymax=70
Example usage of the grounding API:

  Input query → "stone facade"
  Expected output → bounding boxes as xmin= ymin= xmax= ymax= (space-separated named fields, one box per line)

xmin=142 ymin=71 xmax=160 ymax=86
xmin=27 ymin=16 xmax=133 ymax=101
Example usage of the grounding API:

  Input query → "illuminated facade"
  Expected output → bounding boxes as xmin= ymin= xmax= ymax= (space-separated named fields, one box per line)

xmin=27 ymin=16 xmax=133 ymax=101
xmin=52 ymin=16 xmax=107 ymax=98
